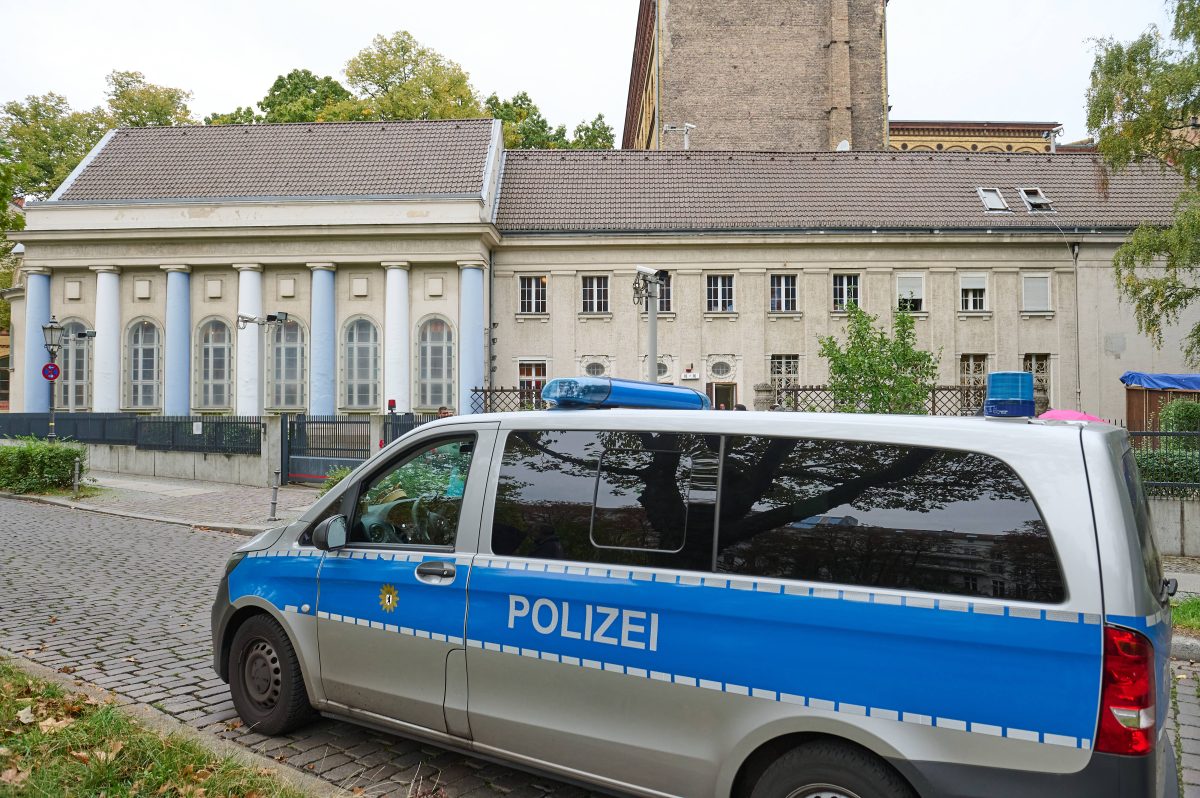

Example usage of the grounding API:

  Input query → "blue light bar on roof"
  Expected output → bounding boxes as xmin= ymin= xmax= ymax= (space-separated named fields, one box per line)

xmin=984 ymin=371 xmax=1035 ymax=418
xmin=541 ymin=377 xmax=712 ymax=410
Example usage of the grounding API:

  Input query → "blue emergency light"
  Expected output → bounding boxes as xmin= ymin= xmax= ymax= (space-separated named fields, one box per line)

xmin=541 ymin=377 xmax=712 ymax=410
xmin=983 ymin=371 xmax=1035 ymax=418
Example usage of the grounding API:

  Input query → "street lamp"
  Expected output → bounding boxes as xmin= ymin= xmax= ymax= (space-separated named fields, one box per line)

xmin=42 ymin=316 xmax=64 ymax=442
xmin=633 ymin=266 xmax=670 ymax=383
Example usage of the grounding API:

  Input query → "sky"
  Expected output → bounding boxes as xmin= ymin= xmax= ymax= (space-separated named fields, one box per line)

xmin=0 ymin=0 xmax=1179 ymax=145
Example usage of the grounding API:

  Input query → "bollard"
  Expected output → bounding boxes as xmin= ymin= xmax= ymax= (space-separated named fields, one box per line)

xmin=73 ymin=457 xmax=81 ymax=498
xmin=268 ymin=468 xmax=281 ymax=521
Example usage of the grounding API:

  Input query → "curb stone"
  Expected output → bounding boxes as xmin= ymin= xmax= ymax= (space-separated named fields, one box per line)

xmin=1173 ymin=630 xmax=1200 ymax=661
xmin=0 ymin=491 xmax=276 ymax=536
xmin=0 ymin=647 xmax=344 ymax=798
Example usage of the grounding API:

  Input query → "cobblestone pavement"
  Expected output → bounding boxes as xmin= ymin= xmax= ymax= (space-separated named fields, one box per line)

xmin=0 ymin=499 xmax=588 ymax=798
xmin=80 ymin=470 xmax=318 ymax=530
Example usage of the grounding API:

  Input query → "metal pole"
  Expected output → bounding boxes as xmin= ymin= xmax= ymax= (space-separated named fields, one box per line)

xmin=47 ymin=352 xmax=57 ymax=443
xmin=268 ymin=468 xmax=281 ymax=522
xmin=73 ymin=457 xmax=81 ymax=497
xmin=647 ymin=281 xmax=659 ymax=382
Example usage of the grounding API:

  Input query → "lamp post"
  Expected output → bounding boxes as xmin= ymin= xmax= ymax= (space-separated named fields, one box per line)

xmin=41 ymin=316 xmax=64 ymax=442
xmin=633 ymin=267 xmax=669 ymax=383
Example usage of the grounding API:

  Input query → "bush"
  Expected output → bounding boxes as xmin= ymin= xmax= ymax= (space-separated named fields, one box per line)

xmin=318 ymin=465 xmax=353 ymax=497
xmin=1159 ymin=399 xmax=1200 ymax=451
xmin=0 ymin=437 xmax=87 ymax=493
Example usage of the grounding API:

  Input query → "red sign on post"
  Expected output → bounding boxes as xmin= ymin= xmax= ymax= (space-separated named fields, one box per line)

xmin=42 ymin=363 xmax=60 ymax=381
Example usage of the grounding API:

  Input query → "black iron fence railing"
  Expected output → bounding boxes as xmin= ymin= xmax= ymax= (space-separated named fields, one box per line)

xmin=384 ymin=412 xmax=436 ymax=445
xmin=772 ymin=385 xmax=985 ymax=416
xmin=470 ymin=387 xmax=547 ymax=414
xmin=136 ymin=416 xmax=263 ymax=455
xmin=0 ymin=412 xmax=139 ymax=445
xmin=286 ymin=415 xmax=371 ymax=460
xmin=1129 ymin=431 xmax=1200 ymax=493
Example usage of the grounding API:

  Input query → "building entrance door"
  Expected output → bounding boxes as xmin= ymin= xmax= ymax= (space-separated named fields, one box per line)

xmin=708 ymin=382 xmax=737 ymax=410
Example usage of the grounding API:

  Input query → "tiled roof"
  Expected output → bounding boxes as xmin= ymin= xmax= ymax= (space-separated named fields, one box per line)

xmin=57 ymin=119 xmax=497 ymax=202
xmin=496 ymin=150 xmax=1183 ymax=233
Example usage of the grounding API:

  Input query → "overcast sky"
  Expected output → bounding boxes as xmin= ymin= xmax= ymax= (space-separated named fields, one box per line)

xmin=0 ymin=0 xmax=1176 ymax=145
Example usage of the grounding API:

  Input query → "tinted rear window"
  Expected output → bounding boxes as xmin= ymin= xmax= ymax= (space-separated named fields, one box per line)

xmin=1122 ymin=448 xmax=1165 ymax=600
xmin=715 ymin=436 xmax=1065 ymax=602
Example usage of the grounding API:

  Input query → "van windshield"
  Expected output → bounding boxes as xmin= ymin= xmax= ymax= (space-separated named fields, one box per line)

xmin=1122 ymin=448 xmax=1165 ymax=603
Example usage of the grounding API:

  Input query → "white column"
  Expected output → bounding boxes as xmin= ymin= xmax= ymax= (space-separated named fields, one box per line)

xmin=161 ymin=265 xmax=192 ymax=416
xmin=383 ymin=262 xmax=411 ymax=412
xmin=458 ymin=260 xmax=486 ymax=414
xmin=308 ymin=264 xmax=337 ymax=415
xmin=22 ymin=269 xmax=51 ymax=412
xmin=234 ymin=264 xmax=263 ymax=416
xmin=90 ymin=267 xmax=122 ymax=412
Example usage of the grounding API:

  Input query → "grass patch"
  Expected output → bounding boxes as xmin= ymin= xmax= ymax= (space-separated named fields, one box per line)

xmin=1174 ymin=596 xmax=1200 ymax=635
xmin=39 ymin=485 xmax=105 ymax=500
xmin=0 ymin=659 xmax=308 ymax=797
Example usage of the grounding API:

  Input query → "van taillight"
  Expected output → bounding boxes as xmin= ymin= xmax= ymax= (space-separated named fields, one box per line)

xmin=1095 ymin=625 xmax=1156 ymax=755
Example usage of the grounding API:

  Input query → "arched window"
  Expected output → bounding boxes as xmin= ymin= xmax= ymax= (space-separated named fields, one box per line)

xmin=418 ymin=318 xmax=455 ymax=410
xmin=127 ymin=320 xmax=161 ymax=409
xmin=196 ymin=319 xmax=232 ymax=409
xmin=60 ymin=320 xmax=91 ymax=412
xmin=343 ymin=318 xmax=379 ymax=409
xmin=269 ymin=319 xmax=307 ymax=410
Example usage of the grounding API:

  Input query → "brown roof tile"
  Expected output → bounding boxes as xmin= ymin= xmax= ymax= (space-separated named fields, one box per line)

xmin=57 ymin=119 xmax=497 ymax=202
xmin=495 ymin=149 xmax=1183 ymax=233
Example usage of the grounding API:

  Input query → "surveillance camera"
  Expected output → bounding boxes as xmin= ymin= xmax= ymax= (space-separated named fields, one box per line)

xmin=275 ymin=311 xmax=289 ymax=322
xmin=79 ymin=330 xmax=97 ymax=339
xmin=635 ymin=265 xmax=658 ymax=277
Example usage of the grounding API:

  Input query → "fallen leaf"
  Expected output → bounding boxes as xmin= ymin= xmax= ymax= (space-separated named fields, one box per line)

xmin=353 ymin=788 xmax=365 ymax=796
xmin=16 ymin=707 xmax=35 ymax=724
xmin=49 ymin=616 xmax=57 ymax=624
xmin=70 ymin=751 xmax=91 ymax=765
xmin=225 ymin=719 xmax=243 ymax=730
xmin=58 ymin=666 xmax=75 ymax=674
xmin=0 ymin=768 xmax=30 ymax=787
xmin=38 ymin=716 xmax=72 ymax=733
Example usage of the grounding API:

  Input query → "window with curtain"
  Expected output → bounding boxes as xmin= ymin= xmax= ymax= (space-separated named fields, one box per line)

xmin=1022 ymin=274 xmax=1051 ymax=311
xmin=128 ymin=320 xmax=161 ymax=409
xmin=270 ymin=320 xmax=307 ymax=410
xmin=418 ymin=318 xmax=455 ymax=409
xmin=343 ymin=318 xmax=380 ymax=409
xmin=59 ymin=321 xmax=91 ymax=412
xmin=197 ymin=319 xmax=232 ymax=409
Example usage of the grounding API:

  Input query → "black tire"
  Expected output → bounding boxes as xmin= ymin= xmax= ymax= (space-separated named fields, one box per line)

xmin=750 ymin=740 xmax=917 ymax=798
xmin=228 ymin=614 xmax=315 ymax=735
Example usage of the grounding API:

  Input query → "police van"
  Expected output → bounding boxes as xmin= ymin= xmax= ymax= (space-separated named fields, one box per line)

xmin=212 ymin=376 xmax=1176 ymax=798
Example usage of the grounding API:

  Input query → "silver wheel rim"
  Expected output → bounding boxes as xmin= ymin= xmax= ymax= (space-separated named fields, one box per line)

xmin=243 ymin=638 xmax=282 ymax=710
xmin=785 ymin=786 xmax=863 ymax=798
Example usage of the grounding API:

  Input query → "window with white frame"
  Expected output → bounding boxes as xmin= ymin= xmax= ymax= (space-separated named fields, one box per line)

xmin=585 ymin=361 xmax=606 ymax=377
xmin=1019 ymin=187 xmax=1054 ymax=212
xmin=960 ymin=273 xmax=987 ymax=311
xmin=896 ymin=273 xmax=925 ymax=312
xmin=960 ymin=354 xmax=988 ymax=412
xmin=197 ymin=319 xmax=233 ymax=409
xmin=707 ymin=275 xmax=735 ymax=312
xmin=418 ymin=318 xmax=455 ymax=409
xmin=59 ymin=320 xmax=91 ymax=412
xmin=770 ymin=274 xmax=798 ymax=312
xmin=127 ymin=320 xmax=161 ymax=409
xmin=1023 ymin=353 xmax=1051 ymax=414
xmin=977 ymin=187 xmax=1009 ymax=212
xmin=581 ymin=275 xmax=609 ymax=313
xmin=518 ymin=275 xmax=547 ymax=314
xmin=770 ymin=354 xmax=800 ymax=391
xmin=343 ymin=317 xmax=380 ymax=409
xmin=269 ymin=320 xmax=307 ymax=409
xmin=1022 ymin=274 xmax=1052 ymax=312
xmin=653 ymin=273 xmax=672 ymax=312
xmin=518 ymin=361 xmax=547 ymax=405
xmin=832 ymin=274 xmax=860 ymax=311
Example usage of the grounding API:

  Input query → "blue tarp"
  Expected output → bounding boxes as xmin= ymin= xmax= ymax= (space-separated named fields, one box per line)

xmin=1120 ymin=371 xmax=1200 ymax=390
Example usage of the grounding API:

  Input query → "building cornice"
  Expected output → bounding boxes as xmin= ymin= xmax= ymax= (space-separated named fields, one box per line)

xmin=495 ymin=230 xmax=1135 ymax=249
xmin=14 ymin=222 xmax=502 ymax=248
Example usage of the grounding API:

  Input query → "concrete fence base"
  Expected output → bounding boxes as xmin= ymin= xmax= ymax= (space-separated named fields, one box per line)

xmin=1150 ymin=497 xmax=1200 ymax=557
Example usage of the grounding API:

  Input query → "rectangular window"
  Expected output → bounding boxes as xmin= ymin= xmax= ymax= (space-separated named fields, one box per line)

xmin=715 ymin=435 xmax=1064 ymax=601
xmin=1019 ymin=187 xmax=1054 ymax=212
xmin=518 ymin=275 xmax=547 ymax=314
xmin=706 ymin=275 xmax=735 ymax=312
xmin=977 ymin=187 xmax=1009 ymax=212
xmin=896 ymin=273 xmax=924 ymax=312
xmin=832 ymin=274 xmax=859 ymax=311
xmin=518 ymin=361 xmax=547 ymax=408
xmin=657 ymin=273 xmax=672 ymax=312
xmin=960 ymin=273 xmax=987 ymax=311
xmin=1022 ymin=274 xmax=1051 ymax=312
xmin=1023 ymin=353 xmax=1051 ymax=415
xmin=770 ymin=275 xmax=797 ymax=313
xmin=581 ymin=276 xmax=609 ymax=314
xmin=770 ymin=354 xmax=800 ymax=391
xmin=960 ymin=354 xmax=987 ymax=412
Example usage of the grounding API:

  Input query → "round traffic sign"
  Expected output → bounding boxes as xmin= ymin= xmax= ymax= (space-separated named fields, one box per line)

xmin=42 ymin=363 xmax=60 ymax=381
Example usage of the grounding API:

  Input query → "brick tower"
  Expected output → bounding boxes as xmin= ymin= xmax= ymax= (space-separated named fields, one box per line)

xmin=623 ymin=0 xmax=889 ymax=151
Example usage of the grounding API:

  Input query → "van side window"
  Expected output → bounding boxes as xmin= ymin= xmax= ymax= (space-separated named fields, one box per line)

xmin=491 ymin=430 xmax=717 ymax=570
xmin=716 ymin=436 xmax=1064 ymax=602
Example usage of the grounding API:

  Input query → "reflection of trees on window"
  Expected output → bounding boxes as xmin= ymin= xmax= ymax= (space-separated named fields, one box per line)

xmin=715 ymin=436 xmax=1063 ymax=601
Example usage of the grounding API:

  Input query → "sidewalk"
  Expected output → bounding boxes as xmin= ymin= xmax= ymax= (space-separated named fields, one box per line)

xmin=9 ymin=470 xmax=320 ymax=534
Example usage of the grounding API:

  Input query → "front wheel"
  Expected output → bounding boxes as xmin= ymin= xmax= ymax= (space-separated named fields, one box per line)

xmin=228 ymin=614 xmax=315 ymax=735
xmin=750 ymin=741 xmax=916 ymax=798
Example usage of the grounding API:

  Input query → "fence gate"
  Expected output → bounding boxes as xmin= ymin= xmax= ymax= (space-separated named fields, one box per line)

xmin=283 ymin=415 xmax=371 ymax=484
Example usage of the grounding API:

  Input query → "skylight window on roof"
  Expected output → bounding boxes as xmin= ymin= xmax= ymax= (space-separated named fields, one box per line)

xmin=1019 ymin=187 xmax=1055 ymax=212
xmin=977 ymin=187 xmax=1009 ymax=212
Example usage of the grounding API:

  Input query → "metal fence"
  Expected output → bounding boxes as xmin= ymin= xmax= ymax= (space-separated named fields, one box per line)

xmin=470 ymin=387 xmax=547 ymax=414
xmin=1129 ymin=431 xmax=1200 ymax=493
xmin=0 ymin=413 xmax=139 ymax=445
xmin=136 ymin=416 xmax=263 ymax=455
xmin=285 ymin=415 xmax=372 ymax=460
xmin=384 ymin=412 xmax=436 ymax=444
xmin=772 ymin=385 xmax=984 ymax=416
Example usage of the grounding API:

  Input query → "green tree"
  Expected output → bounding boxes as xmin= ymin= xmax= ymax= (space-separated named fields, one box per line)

xmin=203 ymin=106 xmax=260 ymax=126
xmin=105 ymin=70 xmax=194 ymax=127
xmin=817 ymin=303 xmax=940 ymax=414
xmin=1087 ymin=0 xmax=1200 ymax=364
xmin=0 ymin=93 xmax=110 ymax=199
xmin=344 ymin=31 xmax=482 ymax=120
xmin=0 ymin=139 xmax=22 ymax=332
xmin=569 ymin=114 xmax=615 ymax=149
xmin=485 ymin=92 xmax=614 ymax=149
xmin=258 ymin=69 xmax=352 ymax=123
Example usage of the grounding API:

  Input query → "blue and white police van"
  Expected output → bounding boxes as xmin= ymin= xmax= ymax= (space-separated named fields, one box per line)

xmin=212 ymin=375 xmax=1176 ymax=798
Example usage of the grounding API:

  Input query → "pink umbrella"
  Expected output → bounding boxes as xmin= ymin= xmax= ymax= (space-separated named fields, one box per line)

xmin=1039 ymin=409 xmax=1105 ymax=422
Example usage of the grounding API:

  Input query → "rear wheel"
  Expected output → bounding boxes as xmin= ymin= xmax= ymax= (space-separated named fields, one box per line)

xmin=750 ymin=741 xmax=916 ymax=798
xmin=228 ymin=614 xmax=315 ymax=735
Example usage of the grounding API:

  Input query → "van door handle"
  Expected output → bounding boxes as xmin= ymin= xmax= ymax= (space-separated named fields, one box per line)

xmin=416 ymin=561 xmax=456 ymax=580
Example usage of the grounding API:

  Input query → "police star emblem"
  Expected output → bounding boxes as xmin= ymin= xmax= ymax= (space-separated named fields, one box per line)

xmin=379 ymin=584 xmax=399 ymax=613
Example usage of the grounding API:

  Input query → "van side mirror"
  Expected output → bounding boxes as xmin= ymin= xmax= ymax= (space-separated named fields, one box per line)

xmin=313 ymin=515 xmax=348 ymax=551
